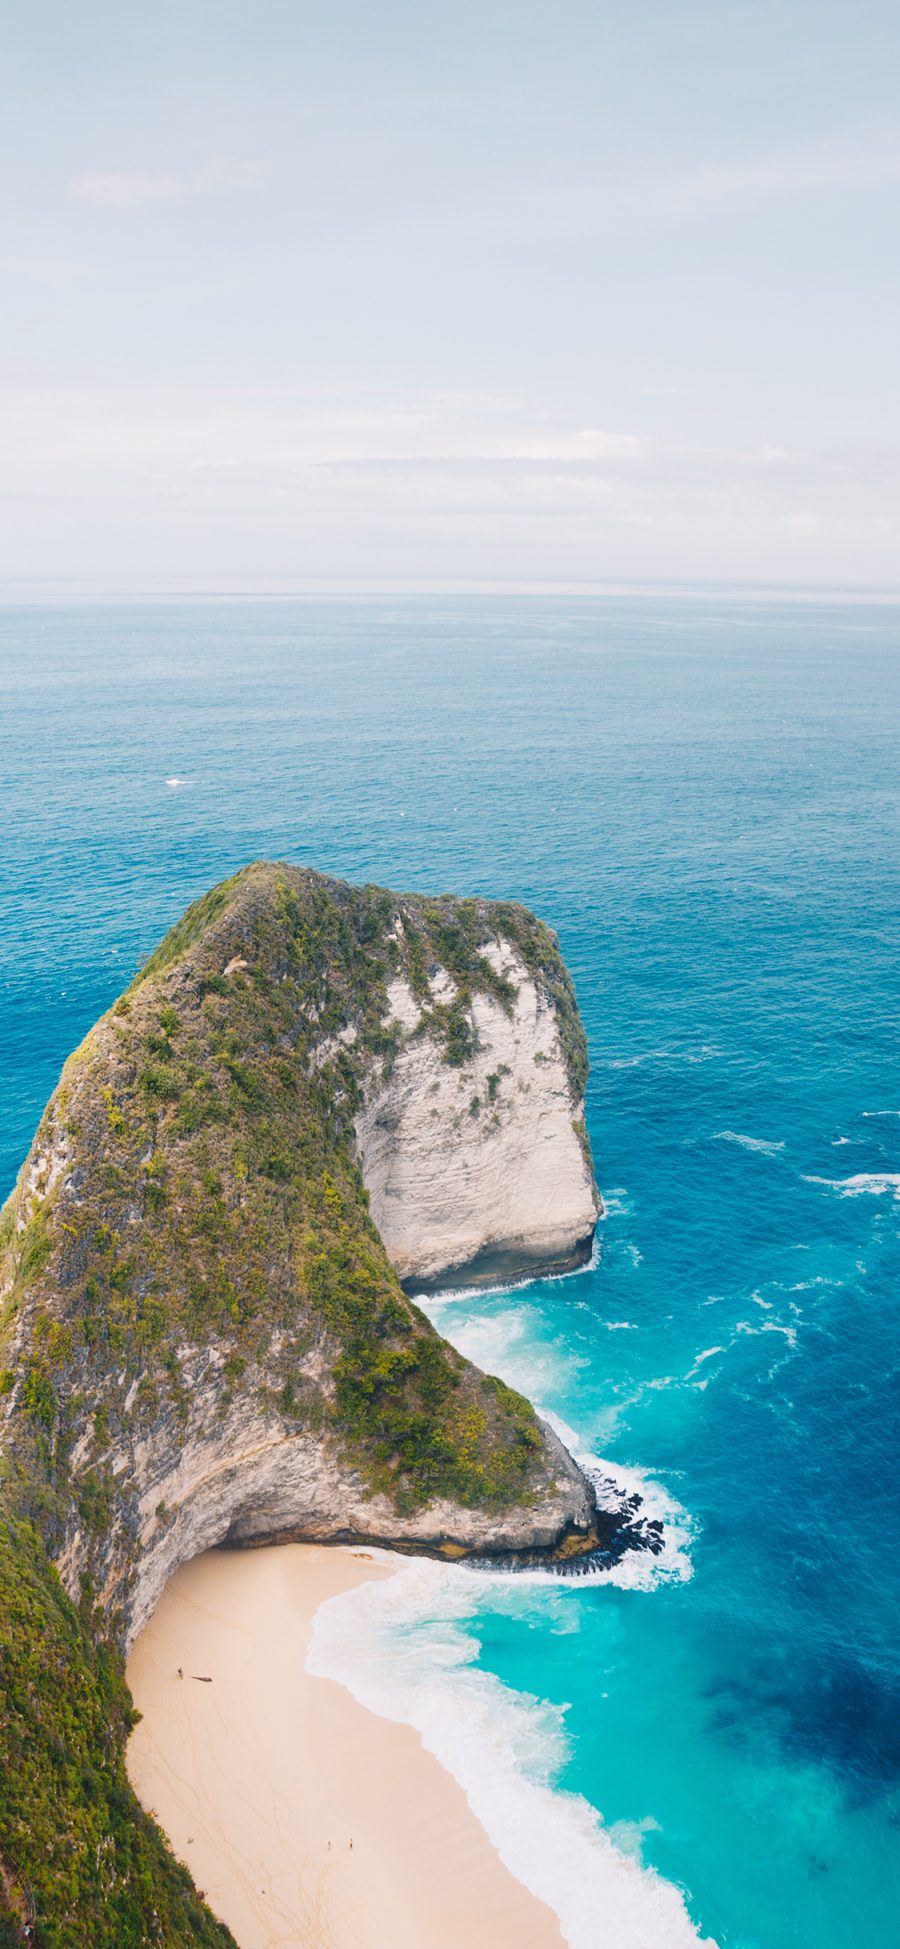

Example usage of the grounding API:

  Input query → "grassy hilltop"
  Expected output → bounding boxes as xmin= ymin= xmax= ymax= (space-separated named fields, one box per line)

xmin=0 ymin=863 xmax=594 ymax=1945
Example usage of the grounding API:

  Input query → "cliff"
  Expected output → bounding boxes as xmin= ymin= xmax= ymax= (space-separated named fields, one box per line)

xmin=357 ymin=943 xmax=598 ymax=1292
xmin=0 ymin=863 xmax=601 ymax=1947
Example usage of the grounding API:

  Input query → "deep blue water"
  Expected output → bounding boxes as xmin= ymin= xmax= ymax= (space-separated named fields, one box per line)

xmin=2 ymin=596 xmax=899 ymax=1946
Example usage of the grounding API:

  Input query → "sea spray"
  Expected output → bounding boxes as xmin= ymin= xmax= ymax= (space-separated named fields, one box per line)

xmin=307 ymin=1283 xmax=704 ymax=1944
xmin=419 ymin=1285 xmax=696 ymax=1590
xmin=308 ymin=1555 xmax=714 ymax=1949
xmin=544 ymin=1417 xmax=696 ymax=1593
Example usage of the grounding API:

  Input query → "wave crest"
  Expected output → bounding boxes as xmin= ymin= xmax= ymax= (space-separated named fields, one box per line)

xmin=309 ymin=1556 xmax=713 ymax=1948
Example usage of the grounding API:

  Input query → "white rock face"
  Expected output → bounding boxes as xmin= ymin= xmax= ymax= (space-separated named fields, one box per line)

xmin=355 ymin=944 xmax=600 ymax=1289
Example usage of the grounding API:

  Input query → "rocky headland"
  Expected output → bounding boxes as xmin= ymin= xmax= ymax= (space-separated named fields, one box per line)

xmin=0 ymin=862 xmax=610 ymax=1946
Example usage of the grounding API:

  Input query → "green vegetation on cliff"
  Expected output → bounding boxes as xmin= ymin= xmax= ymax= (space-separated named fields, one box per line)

xmin=0 ymin=862 xmax=593 ymax=1945
xmin=0 ymin=1514 xmax=237 ymax=1949
xmin=1 ymin=866 xmax=570 ymax=1541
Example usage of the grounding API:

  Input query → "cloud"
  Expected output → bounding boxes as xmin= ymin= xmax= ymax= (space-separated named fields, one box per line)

xmin=68 ymin=158 xmax=272 ymax=207
xmin=483 ymin=132 xmax=900 ymax=243
xmin=639 ymin=138 xmax=900 ymax=224
xmin=0 ymin=385 xmax=896 ymax=588
xmin=0 ymin=386 xmax=646 ymax=486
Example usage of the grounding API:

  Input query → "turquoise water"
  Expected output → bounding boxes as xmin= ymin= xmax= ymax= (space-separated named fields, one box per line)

xmin=2 ymin=596 xmax=899 ymax=1946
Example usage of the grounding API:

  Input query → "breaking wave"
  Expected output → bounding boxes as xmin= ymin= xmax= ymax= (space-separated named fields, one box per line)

xmin=309 ymin=1553 xmax=713 ymax=1949
xmin=803 ymin=1172 xmax=900 ymax=1199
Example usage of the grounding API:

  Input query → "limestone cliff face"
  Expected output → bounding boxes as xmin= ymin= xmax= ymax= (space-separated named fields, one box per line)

xmin=58 ymin=1374 xmax=591 ymax=1645
xmin=356 ymin=947 xmax=600 ymax=1290
xmin=0 ymin=864 xmax=601 ymax=1647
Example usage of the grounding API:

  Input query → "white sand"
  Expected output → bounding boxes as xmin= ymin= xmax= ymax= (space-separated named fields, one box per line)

xmin=126 ymin=1543 xmax=565 ymax=1949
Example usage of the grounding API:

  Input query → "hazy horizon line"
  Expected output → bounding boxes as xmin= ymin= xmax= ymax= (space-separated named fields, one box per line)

xmin=2 ymin=574 xmax=900 ymax=607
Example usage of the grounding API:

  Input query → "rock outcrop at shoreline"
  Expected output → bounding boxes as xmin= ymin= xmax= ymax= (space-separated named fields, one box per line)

xmin=0 ymin=862 xmax=602 ymax=1946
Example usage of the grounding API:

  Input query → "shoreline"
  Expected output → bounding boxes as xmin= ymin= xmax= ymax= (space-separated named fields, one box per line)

xmin=126 ymin=1543 xmax=566 ymax=1949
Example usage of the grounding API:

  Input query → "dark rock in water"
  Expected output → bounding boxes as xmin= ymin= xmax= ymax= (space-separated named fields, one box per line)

xmin=471 ymin=1470 xmax=667 ymax=1576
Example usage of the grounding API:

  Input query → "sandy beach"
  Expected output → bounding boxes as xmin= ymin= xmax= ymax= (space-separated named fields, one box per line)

xmin=126 ymin=1543 xmax=566 ymax=1949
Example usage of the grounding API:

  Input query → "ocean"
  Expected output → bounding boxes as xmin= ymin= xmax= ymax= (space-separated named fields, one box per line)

xmin=2 ymin=593 xmax=899 ymax=1947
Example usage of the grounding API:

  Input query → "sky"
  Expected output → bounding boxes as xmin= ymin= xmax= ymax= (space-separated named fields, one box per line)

xmin=2 ymin=0 xmax=900 ymax=591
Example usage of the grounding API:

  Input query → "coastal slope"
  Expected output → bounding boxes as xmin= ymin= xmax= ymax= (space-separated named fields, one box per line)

xmin=0 ymin=862 xmax=600 ymax=1946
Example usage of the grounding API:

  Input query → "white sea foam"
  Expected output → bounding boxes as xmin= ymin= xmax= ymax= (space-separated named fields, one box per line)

xmin=423 ymin=1303 xmax=590 ymax=1402
xmin=422 ymin=1291 xmax=695 ymax=1588
xmin=604 ymin=1045 xmax=720 ymax=1070
xmin=382 ymin=1272 xmax=707 ymax=1940
xmin=414 ymin=1233 xmax=602 ymax=1309
xmin=686 ymin=1346 xmax=725 ymax=1382
xmin=309 ymin=1555 xmax=713 ymax=1949
xmin=607 ymin=1814 xmax=663 ymax=1862
xmin=803 ymin=1171 xmax=900 ymax=1200
xmin=736 ymin=1318 xmax=798 ymax=1350
xmin=605 ymin=1049 xmax=676 ymax=1070
xmin=602 ymin=1187 xmax=633 ymax=1217
xmin=540 ymin=1410 xmax=696 ymax=1592
xmin=713 ymin=1130 xmax=785 ymax=1157
xmin=592 ymin=1463 xmax=695 ymax=1591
